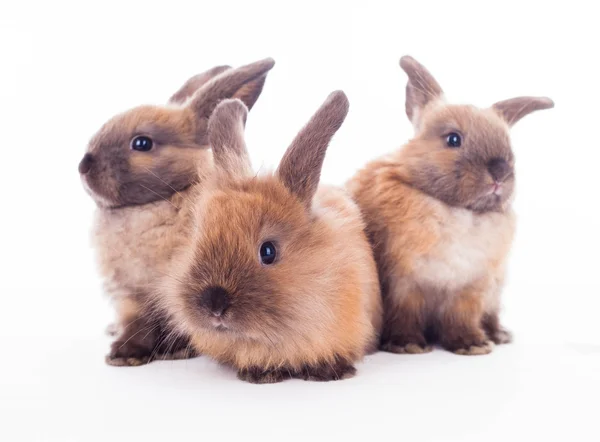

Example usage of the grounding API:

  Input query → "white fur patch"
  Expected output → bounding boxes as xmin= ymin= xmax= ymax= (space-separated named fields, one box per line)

xmin=413 ymin=197 xmax=514 ymax=295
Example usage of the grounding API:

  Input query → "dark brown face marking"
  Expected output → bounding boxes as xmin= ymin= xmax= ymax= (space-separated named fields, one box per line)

xmin=80 ymin=107 xmax=198 ymax=207
xmin=80 ymin=105 xmax=204 ymax=208
xmin=78 ymin=153 xmax=94 ymax=174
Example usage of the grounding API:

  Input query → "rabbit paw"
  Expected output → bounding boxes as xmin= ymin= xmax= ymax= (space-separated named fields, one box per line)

xmin=453 ymin=341 xmax=495 ymax=355
xmin=237 ymin=367 xmax=292 ymax=384
xmin=153 ymin=334 xmax=198 ymax=361
xmin=106 ymin=340 xmax=153 ymax=367
xmin=482 ymin=314 xmax=513 ymax=345
xmin=299 ymin=359 xmax=356 ymax=382
xmin=442 ymin=332 xmax=495 ymax=355
xmin=441 ymin=320 xmax=494 ymax=356
xmin=488 ymin=328 xmax=512 ymax=345
xmin=381 ymin=334 xmax=432 ymax=354
xmin=381 ymin=341 xmax=433 ymax=354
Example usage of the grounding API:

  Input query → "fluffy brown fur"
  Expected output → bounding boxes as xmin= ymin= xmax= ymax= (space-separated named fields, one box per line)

xmin=79 ymin=58 xmax=275 ymax=366
xmin=347 ymin=56 xmax=553 ymax=355
xmin=159 ymin=92 xmax=382 ymax=383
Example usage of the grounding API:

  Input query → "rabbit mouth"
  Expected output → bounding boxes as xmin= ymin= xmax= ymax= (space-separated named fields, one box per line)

xmin=80 ymin=175 xmax=116 ymax=208
xmin=210 ymin=317 xmax=229 ymax=330
xmin=465 ymin=184 xmax=509 ymax=212
xmin=476 ymin=193 xmax=503 ymax=211
xmin=486 ymin=182 xmax=503 ymax=196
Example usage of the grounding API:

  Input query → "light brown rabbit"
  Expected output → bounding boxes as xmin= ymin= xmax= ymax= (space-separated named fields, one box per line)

xmin=159 ymin=92 xmax=382 ymax=383
xmin=348 ymin=56 xmax=553 ymax=355
xmin=78 ymin=58 xmax=275 ymax=366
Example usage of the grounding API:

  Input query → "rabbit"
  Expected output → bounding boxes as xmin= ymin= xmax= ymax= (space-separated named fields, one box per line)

xmin=78 ymin=58 xmax=275 ymax=366
xmin=158 ymin=91 xmax=383 ymax=383
xmin=99 ymin=63 xmax=232 ymax=340
xmin=347 ymin=56 xmax=554 ymax=356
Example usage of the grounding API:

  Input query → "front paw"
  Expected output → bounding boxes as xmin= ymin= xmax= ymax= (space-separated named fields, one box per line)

xmin=106 ymin=340 xmax=153 ymax=367
xmin=453 ymin=341 xmax=494 ymax=355
xmin=237 ymin=367 xmax=291 ymax=384
xmin=153 ymin=334 xmax=198 ymax=361
xmin=441 ymin=332 xmax=494 ymax=356
xmin=299 ymin=359 xmax=356 ymax=382
xmin=482 ymin=314 xmax=513 ymax=345
xmin=381 ymin=335 xmax=432 ymax=354
xmin=487 ymin=328 xmax=512 ymax=345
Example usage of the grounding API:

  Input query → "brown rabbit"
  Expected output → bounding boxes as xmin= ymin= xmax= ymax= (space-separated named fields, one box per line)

xmin=159 ymin=91 xmax=382 ymax=383
xmin=348 ymin=56 xmax=553 ymax=356
xmin=78 ymin=58 xmax=275 ymax=366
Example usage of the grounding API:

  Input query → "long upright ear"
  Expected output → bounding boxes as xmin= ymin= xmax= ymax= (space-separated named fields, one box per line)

xmin=277 ymin=91 xmax=349 ymax=208
xmin=189 ymin=57 xmax=275 ymax=118
xmin=492 ymin=96 xmax=554 ymax=126
xmin=399 ymin=56 xmax=444 ymax=129
xmin=168 ymin=65 xmax=231 ymax=104
xmin=207 ymin=99 xmax=252 ymax=178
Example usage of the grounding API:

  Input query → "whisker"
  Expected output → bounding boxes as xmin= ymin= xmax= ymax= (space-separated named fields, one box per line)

xmin=117 ymin=323 xmax=157 ymax=351
xmin=142 ymin=167 xmax=196 ymax=207
xmin=138 ymin=184 xmax=179 ymax=209
xmin=327 ymin=359 xmax=339 ymax=380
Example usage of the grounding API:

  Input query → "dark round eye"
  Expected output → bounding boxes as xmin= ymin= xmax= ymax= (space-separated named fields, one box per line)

xmin=259 ymin=241 xmax=277 ymax=265
xmin=446 ymin=132 xmax=462 ymax=148
xmin=131 ymin=136 xmax=153 ymax=152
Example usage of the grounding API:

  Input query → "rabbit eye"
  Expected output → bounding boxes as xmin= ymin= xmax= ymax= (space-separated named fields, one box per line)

xmin=131 ymin=136 xmax=153 ymax=152
xmin=259 ymin=241 xmax=277 ymax=265
xmin=446 ymin=132 xmax=462 ymax=148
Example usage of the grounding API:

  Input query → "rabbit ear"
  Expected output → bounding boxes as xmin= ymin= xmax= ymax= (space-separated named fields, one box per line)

xmin=168 ymin=65 xmax=231 ymax=104
xmin=492 ymin=96 xmax=554 ymax=126
xmin=277 ymin=91 xmax=349 ymax=208
xmin=189 ymin=58 xmax=275 ymax=118
xmin=208 ymin=99 xmax=252 ymax=177
xmin=399 ymin=56 xmax=444 ymax=128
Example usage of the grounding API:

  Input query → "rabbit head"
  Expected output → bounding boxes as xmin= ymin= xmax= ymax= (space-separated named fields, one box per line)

xmin=397 ymin=55 xmax=554 ymax=212
xmin=78 ymin=58 xmax=275 ymax=208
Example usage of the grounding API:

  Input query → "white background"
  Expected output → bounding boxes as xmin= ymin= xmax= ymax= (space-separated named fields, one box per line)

xmin=1 ymin=1 xmax=599 ymax=441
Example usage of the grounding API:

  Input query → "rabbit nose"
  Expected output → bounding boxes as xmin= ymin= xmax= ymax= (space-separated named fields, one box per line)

xmin=199 ymin=286 xmax=231 ymax=317
xmin=487 ymin=158 xmax=511 ymax=182
xmin=79 ymin=153 xmax=94 ymax=174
